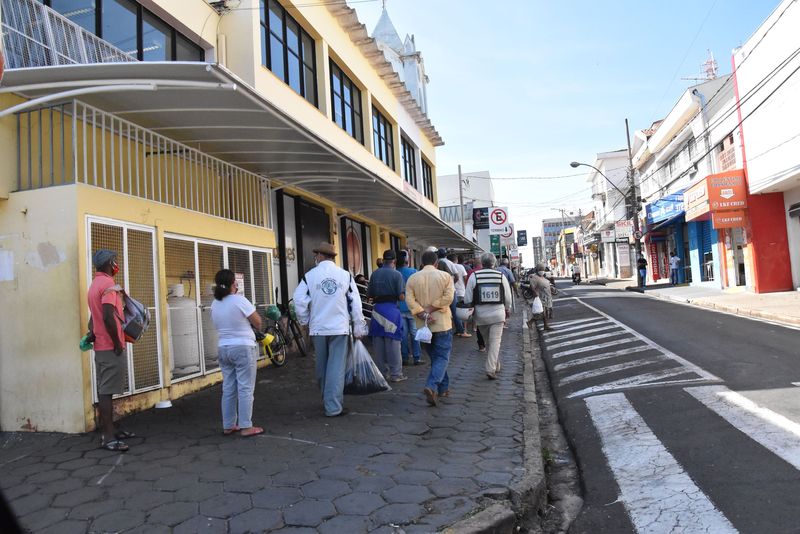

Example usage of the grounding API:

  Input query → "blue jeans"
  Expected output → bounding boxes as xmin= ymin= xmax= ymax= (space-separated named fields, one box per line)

xmin=670 ymin=268 xmax=678 ymax=285
xmin=311 ymin=335 xmax=349 ymax=416
xmin=400 ymin=313 xmax=421 ymax=362
xmin=450 ymin=299 xmax=464 ymax=334
xmin=218 ymin=344 xmax=258 ymax=430
xmin=638 ymin=268 xmax=647 ymax=288
xmin=423 ymin=330 xmax=452 ymax=395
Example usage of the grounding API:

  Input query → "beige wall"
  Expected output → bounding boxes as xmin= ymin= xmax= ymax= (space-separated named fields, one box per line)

xmin=0 ymin=186 xmax=84 ymax=432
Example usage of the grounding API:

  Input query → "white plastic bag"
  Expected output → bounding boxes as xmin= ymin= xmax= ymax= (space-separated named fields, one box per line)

xmin=415 ymin=314 xmax=433 ymax=343
xmin=530 ymin=296 xmax=544 ymax=315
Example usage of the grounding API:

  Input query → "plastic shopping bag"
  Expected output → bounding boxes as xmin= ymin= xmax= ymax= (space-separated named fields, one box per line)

xmin=414 ymin=315 xmax=433 ymax=343
xmin=530 ymin=296 xmax=544 ymax=315
xmin=344 ymin=338 xmax=392 ymax=395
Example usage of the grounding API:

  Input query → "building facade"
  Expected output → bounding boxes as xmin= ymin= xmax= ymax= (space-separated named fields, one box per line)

xmin=0 ymin=0 xmax=473 ymax=432
xmin=437 ymin=170 xmax=495 ymax=252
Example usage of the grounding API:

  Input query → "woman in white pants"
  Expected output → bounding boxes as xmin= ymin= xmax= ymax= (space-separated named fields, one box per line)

xmin=463 ymin=253 xmax=513 ymax=380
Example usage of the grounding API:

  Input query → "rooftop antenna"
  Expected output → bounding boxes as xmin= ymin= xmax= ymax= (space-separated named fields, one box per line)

xmin=681 ymin=49 xmax=719 ymax=82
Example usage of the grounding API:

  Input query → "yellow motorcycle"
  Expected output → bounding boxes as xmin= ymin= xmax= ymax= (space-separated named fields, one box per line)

xmin=255 ymin=326 xmax=287 ymax=367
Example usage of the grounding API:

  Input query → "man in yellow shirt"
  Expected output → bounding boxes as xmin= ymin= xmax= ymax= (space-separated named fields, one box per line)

xmin=405 ymin=250 xmax=455 ymax=406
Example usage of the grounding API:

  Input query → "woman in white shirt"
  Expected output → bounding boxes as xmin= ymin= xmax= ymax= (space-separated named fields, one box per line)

xmin=210 ymin=269 xmax=264 ymax=437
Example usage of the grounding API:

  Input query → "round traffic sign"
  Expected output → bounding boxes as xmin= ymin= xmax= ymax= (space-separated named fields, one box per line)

xmin=500 ymin=226 xmax=513 ymax=238
xmin=633 ymin=230 xmax=643 ymax=240
xmin=490 ymin=207 xmax=507 ymax=226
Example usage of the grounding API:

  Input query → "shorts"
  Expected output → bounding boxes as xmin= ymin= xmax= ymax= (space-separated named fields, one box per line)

xmin=95 ymin=349 xmax=126 ymax=395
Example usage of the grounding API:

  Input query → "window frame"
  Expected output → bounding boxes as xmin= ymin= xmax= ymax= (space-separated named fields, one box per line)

xmin=261 ymin=0 xmax=318 ymax=107
xmin=329 ymin=59 xmax=363 ymax=144
xmin=372 ymin=106 xmax=394 ymax=170
xmin=42 ymin=0 xmax=204 ymax=61
xmin=401 ymin=136 xmax=417 ymax=188
xmin=421 ymin=158 xmax=434 ymax=201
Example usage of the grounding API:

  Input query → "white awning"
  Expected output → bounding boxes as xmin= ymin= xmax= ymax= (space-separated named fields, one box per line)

xmin=0 ymin=62 xmax=478 ymax=251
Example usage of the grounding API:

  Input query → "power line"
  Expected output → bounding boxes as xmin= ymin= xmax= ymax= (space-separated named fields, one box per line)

xmin=462 ymin=172 xmax=586 ymax=181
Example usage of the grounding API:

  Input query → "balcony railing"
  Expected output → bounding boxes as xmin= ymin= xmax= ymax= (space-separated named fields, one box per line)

xmin=1 ymin=0 xmax=136 ymax=69
xmin=17 ymin=100 xmax=272 ymax=229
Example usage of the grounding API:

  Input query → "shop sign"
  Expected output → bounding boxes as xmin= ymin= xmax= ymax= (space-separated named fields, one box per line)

xmin=615 ymin=220 xmax=633 ymax=239
xmin=646 ymin=190 xmax=686 ymax=224
xmin=708 ymin=170 xmax=747 ymax=210
xmin=235 ymin=272 xmax=246 ymax=295
xmin=649 ymin=242 xmax=660 ymax=280
xmin=601 ymin=229 xmax=616 ymax=243
xmin=712 ymin=210 xmax=747 ymax=229
xmin=516 ymin=229 xmax=528 ymax=246
xmin=618 ymin=245 xmax=631 ymax=267
xmin=473 ymin=207 xmax=489 ymax=230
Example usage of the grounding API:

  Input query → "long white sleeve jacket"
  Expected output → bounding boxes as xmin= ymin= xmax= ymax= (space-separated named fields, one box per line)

xmin=293 ymin=260 xmax=367 ymax=337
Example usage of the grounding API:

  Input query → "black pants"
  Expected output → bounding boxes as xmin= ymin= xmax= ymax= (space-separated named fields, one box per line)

xmin=476 ymin=327 xmax=485 ymax=349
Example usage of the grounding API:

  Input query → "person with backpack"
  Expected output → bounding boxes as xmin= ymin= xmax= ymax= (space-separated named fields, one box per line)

xmin=294 ymin=242 xmax=367 ymax=417
xmin=87 ymin=249 xmax=133 ymax=452
xmin=464 ymin=253 xmax=513 ymax=379
xmin=210 ymin=269 xmax=264 ymax=437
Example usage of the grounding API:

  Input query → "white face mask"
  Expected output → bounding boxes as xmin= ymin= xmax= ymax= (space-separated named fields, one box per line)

xmin=537 ymin=271 xmax=545 ymax=276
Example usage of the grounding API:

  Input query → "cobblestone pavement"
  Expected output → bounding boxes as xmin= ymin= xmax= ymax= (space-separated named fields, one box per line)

xmin=1 ymin=313 xmax=527 ymax=533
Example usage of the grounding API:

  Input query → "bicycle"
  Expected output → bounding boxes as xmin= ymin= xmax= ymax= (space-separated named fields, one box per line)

xmin=255 ymin=327 xmax=287 ymax=367
xmin=263 ymin=301 xmax=308 ymax=359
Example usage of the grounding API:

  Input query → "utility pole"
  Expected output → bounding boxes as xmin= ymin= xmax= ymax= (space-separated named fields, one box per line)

xmin=625 ymin=118 xmax=643 ymax=285
xmin=457 ymin=164 xmax=466 ymax=236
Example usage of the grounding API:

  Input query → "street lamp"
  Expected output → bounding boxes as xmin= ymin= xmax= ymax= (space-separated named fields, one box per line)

xmin=570 ymin=160 xmax=643 ymax=286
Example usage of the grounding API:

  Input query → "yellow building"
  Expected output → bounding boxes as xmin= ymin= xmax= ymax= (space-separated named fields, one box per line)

xmin=0 ymin=0 xmax=473 ymax=433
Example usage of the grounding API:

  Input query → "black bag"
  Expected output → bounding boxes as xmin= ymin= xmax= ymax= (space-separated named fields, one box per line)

xmin=344 ymin=339 xmax=391 ymax=395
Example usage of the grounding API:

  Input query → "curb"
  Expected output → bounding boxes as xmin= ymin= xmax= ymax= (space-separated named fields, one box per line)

xmin=647 ymin=292 xmax=800 ymax=328
xmin=443 ymin=310 xmax=546 ymax=533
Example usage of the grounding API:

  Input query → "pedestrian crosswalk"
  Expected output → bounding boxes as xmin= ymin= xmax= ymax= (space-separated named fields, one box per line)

xmin=543 ymin=297 xmax=719 ymax=399
xmin=541 ymin=292 xmax=800 ymax=533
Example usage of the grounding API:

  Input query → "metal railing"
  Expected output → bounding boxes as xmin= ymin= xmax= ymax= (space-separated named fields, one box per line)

xmin=17 ymin=100 xmax=272 ymax=229
xmin=1 ymin=0 xmax=136 ymax=69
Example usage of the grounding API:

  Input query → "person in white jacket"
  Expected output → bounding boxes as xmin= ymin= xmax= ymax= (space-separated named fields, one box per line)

xmin=463 ymin=253 xmax=512 ymax=380
xmin=293 ymin=242 xmax=367 ymax=417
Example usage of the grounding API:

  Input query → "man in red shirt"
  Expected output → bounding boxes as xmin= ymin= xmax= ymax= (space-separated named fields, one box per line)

xmin=87 ymin=249 xmax=130 ymax=452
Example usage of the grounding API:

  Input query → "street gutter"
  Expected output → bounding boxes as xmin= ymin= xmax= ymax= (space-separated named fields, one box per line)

xmin=443 ymin=310 xmax=547 ymax=533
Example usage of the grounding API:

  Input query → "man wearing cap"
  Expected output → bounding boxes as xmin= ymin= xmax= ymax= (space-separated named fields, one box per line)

xmin=367 ymin=250 xmax=407 ymax=382
xmin=87 ymin=249 xmax=131 ymax=451
xmin=294 ymin=242 xmax=367 ymax=417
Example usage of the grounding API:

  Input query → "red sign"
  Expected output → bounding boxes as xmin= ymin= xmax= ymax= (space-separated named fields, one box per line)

xmin=490 ymin=208 xmax=507 ymax=226
xmin=649 ymin=242 xmax=660 ymax=280
xmin=685 ymin=170 xmax=747 ymax=222
xmin=712 ymin=210 xmax=747 ymax=229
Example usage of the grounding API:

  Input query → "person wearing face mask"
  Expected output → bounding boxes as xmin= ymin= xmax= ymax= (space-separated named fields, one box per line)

xmin=87 ymin=249 xmax=133 ymax=451
xmin=528 ymin=263 xmax=554 ymax=331
xmin=294 ymin=242 xmax=368 ymax=417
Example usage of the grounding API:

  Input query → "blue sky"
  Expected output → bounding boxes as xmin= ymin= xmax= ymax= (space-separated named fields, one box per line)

xmin=353 ymin=0 xmax=780 ymax=257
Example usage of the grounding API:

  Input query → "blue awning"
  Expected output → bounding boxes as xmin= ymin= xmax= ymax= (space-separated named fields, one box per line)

xmin=646 ymin=189 xmax=686 ymax=225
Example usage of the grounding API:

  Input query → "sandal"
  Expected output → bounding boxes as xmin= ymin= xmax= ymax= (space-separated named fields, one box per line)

xmin=240 ymin=426 xmax=264 ymax=437
xmin=115 ymin=430 xmax=136 ymax=439
xmin=223 ymin=426 xmax=240 ymax=436
xmin=100 ymin=439 xmax=129 ymax=452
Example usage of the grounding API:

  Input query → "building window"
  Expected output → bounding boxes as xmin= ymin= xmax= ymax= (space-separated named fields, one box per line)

xmin=329 ymin=60 xmax=363 ymax=143
xmin=401 ymin=137 xmax=417 ymax=188
xmin=41 ymin=0 xmax=204 ymax=61
xmin=261 ymin=0 xmax=317 ymax=107
xmin=421 ymin=158 xmax=434 ymax=201
xmin=372 ymin=107 xmax=394 ymax=169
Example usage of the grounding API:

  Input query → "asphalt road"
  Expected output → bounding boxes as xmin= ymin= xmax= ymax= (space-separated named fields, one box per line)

xmin=537 ymin=281 xmax=800 ymax=534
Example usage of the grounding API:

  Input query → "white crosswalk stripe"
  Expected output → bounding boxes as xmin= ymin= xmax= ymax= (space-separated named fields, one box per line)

xmin=546 ymin=324 xmax=621 ymax=342
xmin=559 ymin=357 xmax=667 ymax=386
xmin=686 ymin=385 xmax=800 ymax=470
xmin=554 ymin=346 xmax=654 ymax=372
xmin=586 ymin=393 xmax=737 ymax=533
xmin=544 ymin=319 xmax=609 ymax=336
xmin=548 ymin=330 xmax=628 ymax=350
xmin=548 ymin=317 xmax=605 ymax=328
xmin=552 ymin=338 xmax=639 ymax=359
xmin=567 ymin=369 xmax=702 ymax=399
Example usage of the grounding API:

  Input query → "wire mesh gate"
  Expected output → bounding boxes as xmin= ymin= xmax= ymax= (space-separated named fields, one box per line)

xmin=87 ymin=217 xmax=162 ymax=399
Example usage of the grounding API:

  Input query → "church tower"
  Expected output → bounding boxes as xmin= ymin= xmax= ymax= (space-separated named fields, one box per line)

xmin=371 ymin=3 xmax=430 ymax=115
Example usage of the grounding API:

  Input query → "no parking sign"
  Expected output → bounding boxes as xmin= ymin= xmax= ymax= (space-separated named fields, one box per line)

xmin=489 ymin=207 xmax=509 ymax=235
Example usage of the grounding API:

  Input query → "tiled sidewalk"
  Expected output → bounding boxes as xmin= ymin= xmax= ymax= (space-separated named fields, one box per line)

xmin=0 ymin=314 xmax=529 ymax=533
